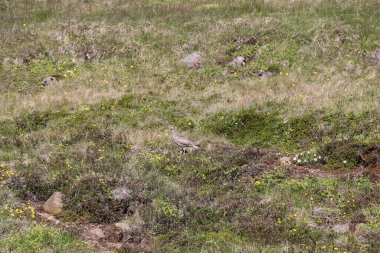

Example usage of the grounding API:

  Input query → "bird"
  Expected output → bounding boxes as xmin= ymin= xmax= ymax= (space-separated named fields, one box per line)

xmin=168 ymin=125 xmax=200 ymax=153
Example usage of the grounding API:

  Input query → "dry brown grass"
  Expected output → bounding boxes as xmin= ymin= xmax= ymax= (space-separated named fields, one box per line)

xmin=200 ymin=72 xmax=379 ymax=117
xmin=0 ymin=77 xmax=124 ymax=120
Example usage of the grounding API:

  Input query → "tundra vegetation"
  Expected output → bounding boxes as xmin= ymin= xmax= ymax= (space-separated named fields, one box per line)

xmin=0 ymin=0 xmax=379 ymax=252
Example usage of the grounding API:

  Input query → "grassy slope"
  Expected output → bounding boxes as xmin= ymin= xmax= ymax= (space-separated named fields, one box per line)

xmin=0 ymin=0 xmax=379 ymax=252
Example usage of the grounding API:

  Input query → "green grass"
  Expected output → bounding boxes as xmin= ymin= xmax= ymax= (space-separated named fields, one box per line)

xmin=0 ymin=225 xmax=94 ymax=253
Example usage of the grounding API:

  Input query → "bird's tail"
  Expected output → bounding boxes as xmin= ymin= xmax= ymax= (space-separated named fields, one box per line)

xmin=192 ymin=142 xmax=201 ymax=149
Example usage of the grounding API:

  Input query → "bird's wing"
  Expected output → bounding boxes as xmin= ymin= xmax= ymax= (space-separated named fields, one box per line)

xmin=173 ymin=134 xmax=197 ymax=147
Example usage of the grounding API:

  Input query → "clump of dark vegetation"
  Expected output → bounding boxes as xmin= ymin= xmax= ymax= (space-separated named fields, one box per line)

xmin=320 ymin=141 xmax=379 ymax=168
xmin=202 ymin=107 xmax=379 ymax=168
xmin=65 ymin=175 xmax=124 ymax=223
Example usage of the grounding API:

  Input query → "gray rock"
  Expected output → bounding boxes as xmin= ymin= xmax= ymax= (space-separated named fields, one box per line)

xmin=38 ymin=212 xmax=60 ymax=225
xmin=111 ymin=187 xmax=132 ymax=201
xmin=87 ymin=227 xmax=106 ymax=240
xmin=307 ymin=222 xmax=318 ymax=229
xmin=181 ymin=52 xmax=202 ymax=69
xmin=104 ymin=242 xmax=123 ymax=250
xmin=37 ymin=154 xmax=50 ymax=163
xmin=312 ymin=207 xmax=333 ymax=217
xmin=375 ymin=49 xmax=380 ymax=62
xmin=258 ymin=71 xmax=274 ymax=79
xmin=231 ymin=56 xmax=246 ymax=67
xmin=258 ymin=197 xmax=272 ymax=206
xmin=115 ymin=221 xmax=131 ymax=232
xmin=332 ymin=223 xmax=350 ymax=234
xmin=43 ymin=192 xmax=64 ymax=215
xmin=279 ymin=157 xmax=292 ymax=166
xmin=41 ymin=76 xmax=57 ymax=86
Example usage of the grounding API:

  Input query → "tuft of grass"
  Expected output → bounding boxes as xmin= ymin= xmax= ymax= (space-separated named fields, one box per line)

xmin=0 ymin=225 xmax=95 ymax=253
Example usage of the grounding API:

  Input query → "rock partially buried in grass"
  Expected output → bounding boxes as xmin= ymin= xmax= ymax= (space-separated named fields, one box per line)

xmin=41 ymin=75 xmax=59 ymax=86
xmin=230 ymin=56 xmax=246 ymax=67
xmin=258 ymin=197 xmax=272 ymax=206
xmin=41 ymin=76 xmax=58 ymax=86
xmin=43 ymin=192 xmax=64 ymax=215
xmin=279 ymin=156 xmax=292 ymax=166
xmin=374 ymin=47 xmax=380 ymax=62
xmin=258 ymin=70 xmax=274 ymax=79
xmin=332 ymin=223 xmax=350 ymax=234
xmin=86 ymin=227 xmax=106 ymax=240
xmin=115 ymin=221 xmax=132 ymax=232
xmin=111 ymin=187 xmax=132 ymax=201
xmin=181 ymin=52 xmax=203 ymax=69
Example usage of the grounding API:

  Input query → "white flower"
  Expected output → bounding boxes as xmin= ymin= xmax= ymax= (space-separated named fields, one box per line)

xmin=314 ymin=158 xmax=317 ymax=162
xmin=293 ymin=157 xmax=297 ymax=161
xmin=297 ymin=159 xmax=301 ymax=163
xmin=343 ymin=160 xmax=347 ymax=164
xmin=307 ymin=151 xmax=310 ymax=154
xmin=318 ymin=156 xmax=322 ymax=159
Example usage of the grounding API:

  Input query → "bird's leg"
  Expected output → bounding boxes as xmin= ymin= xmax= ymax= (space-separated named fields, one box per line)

xmin=180 ymin=148 xmax=188 ymax=154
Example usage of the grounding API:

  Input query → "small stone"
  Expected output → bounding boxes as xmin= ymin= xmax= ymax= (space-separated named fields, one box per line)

xmin=354 ymin=223 xmax=367 ymax=236
xmin=104 ymin=242 xmax=123 ymax=250
xmin=332 ymin=223 xmax=350 ymax=234
xmin=313 ymin=207 xmax=333 ymax=217
xmin=38 ymin=212 xmax=60 ymax=225
xmin=43 ymin=192 xmax=64 ymax=215
xmin=41 ymin=76 xmax=57 ymax=86
xmin=111 ymin=187 xmax=132 ymax=201
xmin=115 ymin=221 xmax=131 ymax=232
xmin=181 ymin=52 xmax=202 ymax=69
xmin=37 ymin=154 xmax=50 ymax=163
xmin=280 ymin=157 xmax=292 ymax=166
xmin=307 ymin=222 xmax=318 ymax=229
xmin=88 ymin=227 xmax=106 ymax=240
xmin=258 ymin=197 xmax=272 ymax=206
xmin=230 ymin=56 xmax=246 ymax=67
xmin=375 ymin=49 xmax=380 ymax=61
xmin=258 ymin=72 xmax=273 ymax=79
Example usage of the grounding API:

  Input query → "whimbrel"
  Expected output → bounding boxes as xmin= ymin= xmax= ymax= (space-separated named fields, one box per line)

xmin=168 ymin=125 xmax=200 ymax=153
